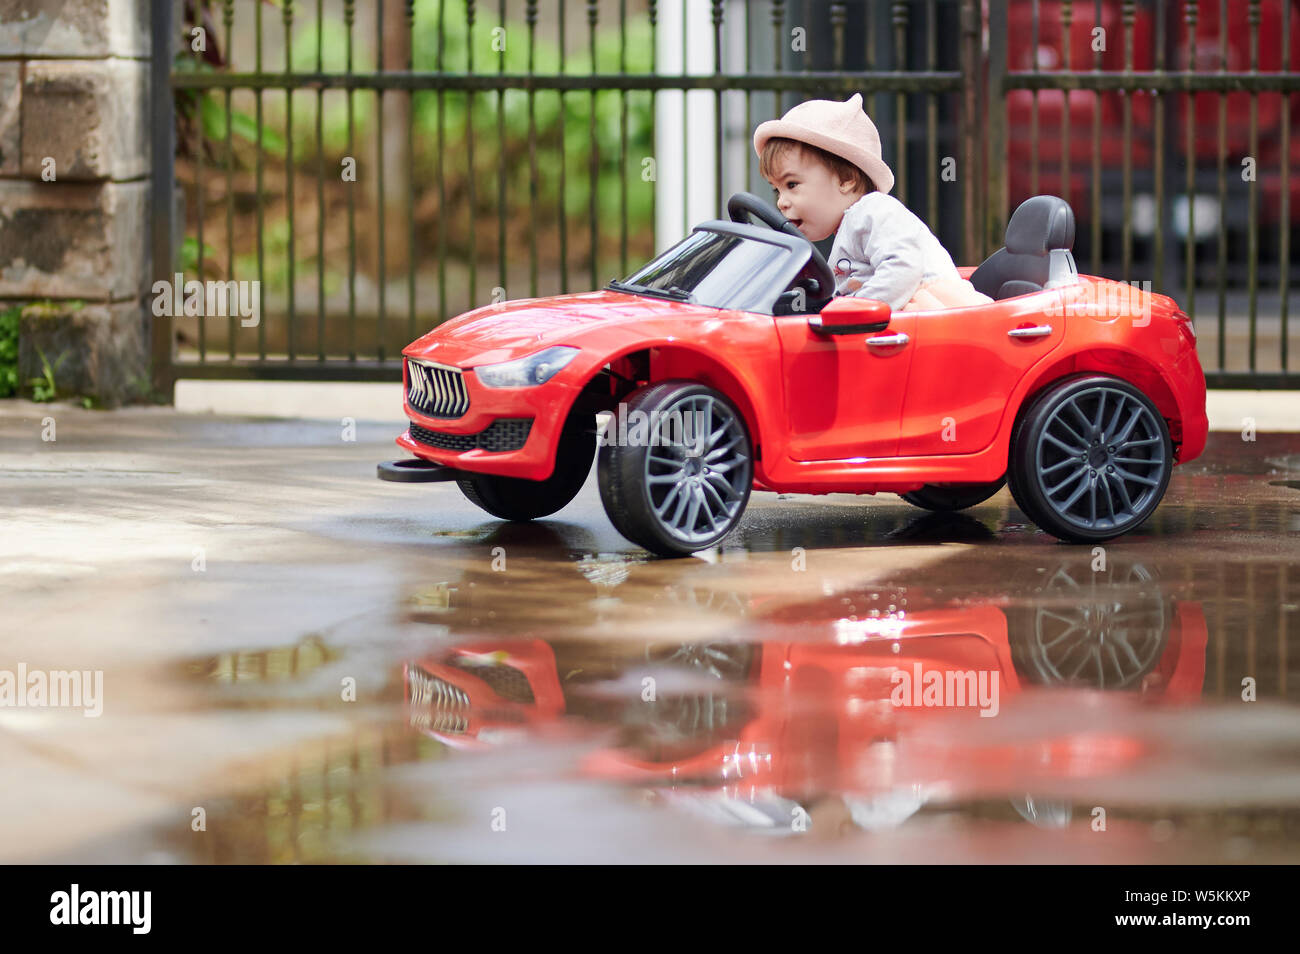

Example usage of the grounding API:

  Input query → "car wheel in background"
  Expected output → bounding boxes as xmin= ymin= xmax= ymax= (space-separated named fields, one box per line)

xmin=598 ymin=382 xmax=753 ymax=557
xmin=1010 ymin=375 xmax=1173 ymax=542
xmin=900 ymin=477 xmax=1006 ymax=512
xmin=456 ymin=412 xmax=595 ymax=521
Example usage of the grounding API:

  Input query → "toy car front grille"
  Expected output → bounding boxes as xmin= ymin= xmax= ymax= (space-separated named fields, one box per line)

xmin=406 ymin=666 xmax=470 ymax=734
xmin=478 ymin=418 xmax=533 ymax=452
xmin=447 ymin=657 xmax=536 ymax=704
xmin=408 ymin=418 xmax=533 ymax=453
xmin=406 ymin=359 xmax=470 ymax=418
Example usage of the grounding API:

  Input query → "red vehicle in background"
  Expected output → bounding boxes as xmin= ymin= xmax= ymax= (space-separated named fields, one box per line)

xmin=1006 ymin=0 xmax=1300 ymax=269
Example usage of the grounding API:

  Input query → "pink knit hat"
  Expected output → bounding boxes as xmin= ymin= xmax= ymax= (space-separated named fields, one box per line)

xmin=753 ymin=92 xmax=895 ymax=195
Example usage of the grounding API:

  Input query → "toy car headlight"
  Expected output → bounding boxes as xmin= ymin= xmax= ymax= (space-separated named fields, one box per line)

xmin=473 ymin=346 xmax=579 ymax=388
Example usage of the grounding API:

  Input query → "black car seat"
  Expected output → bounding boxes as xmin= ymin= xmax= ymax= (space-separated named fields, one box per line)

xmin=969 ymin=195 xmax=1078 ymax=300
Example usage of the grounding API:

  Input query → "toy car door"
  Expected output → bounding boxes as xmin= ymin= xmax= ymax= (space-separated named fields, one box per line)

xmin=896 ymin=299 xmax=1065 ymax=456
xmin=775 ymin=310 xmax=918 ymax=461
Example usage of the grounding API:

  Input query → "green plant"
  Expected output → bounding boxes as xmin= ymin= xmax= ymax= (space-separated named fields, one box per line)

xmin=180 ymin=236 xmax=220 ymax=277
xmin=408 ymin=0 xmax=656 ymax=238
xmin=22 ymin=298 xmax=84 ymax=318
xmin=197 ymin=90 xmax=288 ymax=156
xmin=28 ymin=345 xmax=69 ymax=403
xmin=0 ymin=304 xmax=19 ymax=399
xmin=125 ymin=371 xmax=159 ymax=405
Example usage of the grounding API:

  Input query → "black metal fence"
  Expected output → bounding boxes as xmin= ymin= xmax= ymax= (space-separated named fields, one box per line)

xmin=991 ymin=0 xmax=1300 ymax=388
xmin=151 ymin=0 xmax=1300 ymax=392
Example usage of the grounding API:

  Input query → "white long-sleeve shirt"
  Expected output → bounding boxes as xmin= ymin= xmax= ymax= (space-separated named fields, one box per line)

xmin=827 ymin=192 xmax=962 ymax=310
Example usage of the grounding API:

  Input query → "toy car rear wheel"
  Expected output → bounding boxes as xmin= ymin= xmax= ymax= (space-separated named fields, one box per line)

xmin=900 ymin=478 xmax=1006 ymax=512
xmin=598 ymin=382 xmax=753 ymax=556
xmin=456 ymin=412 xmax=595 ymax=521
xmin=1010 ymin=375 xmax=1173 ymax=542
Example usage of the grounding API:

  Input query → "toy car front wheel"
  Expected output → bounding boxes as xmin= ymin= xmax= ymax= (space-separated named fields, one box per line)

xmin=900 ymin=478 xmax=1006 ymax=512
xmin=456 ymin=412 xmax=595 ymax=521
xmin=1009 ymin=375 xmax=1173 ymax=542
xmin=598 ymin=382 xmax=753 ymax=556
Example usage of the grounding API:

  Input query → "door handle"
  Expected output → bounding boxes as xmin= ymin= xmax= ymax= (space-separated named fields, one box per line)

xmin=866 ymin=333 xmax=909 ymax=348
xmin=1007 ymin=324 xmax=1054 ymax=338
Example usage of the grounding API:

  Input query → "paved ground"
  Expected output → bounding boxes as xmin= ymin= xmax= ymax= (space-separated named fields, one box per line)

xmin=2 ymin=400 xmax=1298 ymax=863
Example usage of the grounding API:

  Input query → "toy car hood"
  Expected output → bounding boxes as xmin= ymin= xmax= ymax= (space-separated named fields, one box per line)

xmin=403 ymin=288 xmax=725 ymax=367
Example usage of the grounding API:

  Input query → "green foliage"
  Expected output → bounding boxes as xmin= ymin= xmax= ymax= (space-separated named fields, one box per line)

xmin=125 ymin=371 xmax=159 ymax=405
xmin=28 ymin=344 xmax=68 ymax=403
xmin=23 ymin=299 xmax=83 ymax=318
xmin=182 ymin=0 xmax=657 ymax=282
xmin=233 ymin=216 xmax=342 ymax=298
xmin=412 ymin=0 xmax=653 ymax=75
xmin=284 ymin=17 xmax=374 ymax=157
xmin=0 ymin=305 xmax=19 ymax=399
xmin=180 ymin=236 xmax=220 ymax=277
xmin=408 ymin=0 xmax=656 ymax=233
xmin=199 ymin=92 xmax=288 ymax=156
xmin=2 ymin=301 xmax=84 ymax=404
xmin=261 ymin=2 xmax=656 ymax=226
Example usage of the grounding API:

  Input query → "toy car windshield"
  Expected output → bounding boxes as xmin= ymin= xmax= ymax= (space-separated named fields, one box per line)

xmin=609 ymin=227 xmax=794 ymax=311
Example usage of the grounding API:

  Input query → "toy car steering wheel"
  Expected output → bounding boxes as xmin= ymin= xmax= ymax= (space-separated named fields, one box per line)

xmin=726 ymin=191 xmax=836 ymax=302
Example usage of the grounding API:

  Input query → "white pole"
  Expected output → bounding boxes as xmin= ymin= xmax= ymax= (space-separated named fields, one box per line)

xmin=655 ymin=0 xmax=719 ymax=255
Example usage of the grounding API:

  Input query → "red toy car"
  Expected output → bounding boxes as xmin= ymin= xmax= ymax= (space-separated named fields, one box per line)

xmin=379 ymin=193 xmax=1208 ymax=556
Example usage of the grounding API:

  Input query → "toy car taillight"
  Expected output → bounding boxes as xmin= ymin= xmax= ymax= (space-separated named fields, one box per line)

xmin=1172 ymin=309 xmax=1196 ymax=340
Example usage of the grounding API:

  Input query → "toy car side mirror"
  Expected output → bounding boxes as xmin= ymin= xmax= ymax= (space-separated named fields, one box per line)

xmin=807 ymin=295 xmax=891 ymax=335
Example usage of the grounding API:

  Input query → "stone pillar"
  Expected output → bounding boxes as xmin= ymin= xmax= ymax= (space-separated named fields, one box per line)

xmin=0 ymin=0 xmax=154 ymax=407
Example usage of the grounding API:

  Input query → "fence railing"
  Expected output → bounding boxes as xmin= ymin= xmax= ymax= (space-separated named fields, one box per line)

xmin=152 ymin=0 xmax=1300 ymax=392
xmin=990 ymin=0 xmax=1299 ymax=388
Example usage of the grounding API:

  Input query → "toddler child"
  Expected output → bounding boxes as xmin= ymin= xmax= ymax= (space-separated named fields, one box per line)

xmin=754 ymin=93 xmax=991 ymax=312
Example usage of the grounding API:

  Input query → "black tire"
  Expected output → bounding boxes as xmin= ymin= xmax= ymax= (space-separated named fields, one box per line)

xmin=598 ymin=381 xmax=753 ymax=557
xmin=1006 ymin=412 xmax=1033 ymax=518
xmin=1009 ymin=374 xmax=1173 ymax=542
xmin=456 ymin=412 xmax=595 ymax=521
xmin=900 ymin=477 xmax=1006 ymax=512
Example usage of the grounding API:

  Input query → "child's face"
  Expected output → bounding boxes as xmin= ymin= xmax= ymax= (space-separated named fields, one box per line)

xmin=763 ymin=147 xmax=865 ymax=242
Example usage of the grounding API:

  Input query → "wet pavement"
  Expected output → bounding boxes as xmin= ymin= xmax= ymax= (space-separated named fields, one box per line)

xmin=2 ymin=401 xmax=1299 ymax=863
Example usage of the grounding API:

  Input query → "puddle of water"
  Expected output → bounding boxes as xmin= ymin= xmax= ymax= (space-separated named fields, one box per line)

xmin=70 ymin=433 xmax=1300 ymax=864
xmin=142 ymin=538 xmax=1300 ymax=864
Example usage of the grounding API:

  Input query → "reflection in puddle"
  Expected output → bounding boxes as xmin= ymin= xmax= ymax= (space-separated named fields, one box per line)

xmin=184 ymin=634 xmax=338 ymax=684
xmin=144 ymin=531 xmax=1300 ymax=865
xmin=398 ymin=558 xmax=1210 ymax=827
xmin=164 ymin=541 xmax=1300 ymax=863
xmin=153 ymin=437 xmax=1300 ymax=862
xmin=173 ymin=727 xmax=433 ymax=864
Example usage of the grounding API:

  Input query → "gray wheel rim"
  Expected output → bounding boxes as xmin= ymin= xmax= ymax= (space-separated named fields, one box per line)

xmin=639 ymin=642 xmax=750 ymax=744
xmin=1031 ymin=563 xmax=1166 ymax=689
xmin=647 ymin=642 xmax=751 ymax=681
xmin=1034 ymin=385 xmax=1167 ymax=532
xmin=643 ymin=393 xmax=748 ymax=545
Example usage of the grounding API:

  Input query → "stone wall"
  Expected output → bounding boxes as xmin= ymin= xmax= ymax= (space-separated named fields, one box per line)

xmin=0 ymin=0 xmax=154 ymax=406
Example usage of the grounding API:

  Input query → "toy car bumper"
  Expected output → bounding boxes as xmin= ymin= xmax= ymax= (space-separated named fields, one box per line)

xmin=1169 ymin=345 xmax=1209 ymax=464
xmin=395 ymin=374 xmax=583 ymax=482
xmin=376 ymin=459 xmax=464 ymax=483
